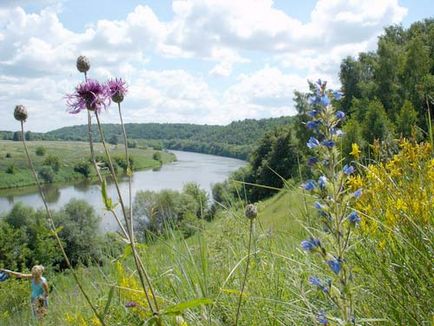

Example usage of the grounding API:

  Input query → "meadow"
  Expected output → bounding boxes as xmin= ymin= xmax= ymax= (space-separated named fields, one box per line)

xmin=0 ymin=140 xmax=175 ymax=189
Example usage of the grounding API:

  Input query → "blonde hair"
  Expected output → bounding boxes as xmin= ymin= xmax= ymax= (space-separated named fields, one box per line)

xmin=31 ymin=265 xmax=44 ymax=278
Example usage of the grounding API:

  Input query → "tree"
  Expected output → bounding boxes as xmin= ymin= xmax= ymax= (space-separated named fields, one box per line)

xmin=35 ymin=146 xmax=46 ymax=156
xmin=25 ymin=131 xmax=33 ymax=141
xmin=43 ymin=155 xmax=60 ymax=172
xmin=396 ymin=100 xmax=419 ymax=138
xmin=108 ymin=134 xmax=119 ymax=145
xmin=38 ymin=166 xmax=55 ymax=183
xmin=73 ymin=161 xmax=91 ymax=178
xmin=12 ymin=131 xmax=20 ymax=141
xmin=362 ymin=99 xmax=394 ymax=145
xmin=183 ymin=182 xmax=208 ymax=219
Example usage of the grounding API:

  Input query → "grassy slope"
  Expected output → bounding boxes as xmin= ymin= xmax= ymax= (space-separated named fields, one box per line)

xmin=0 ymin=188 xmax=312 ymax=325
xmin=0 ymin=140 xmax=175 ymax=189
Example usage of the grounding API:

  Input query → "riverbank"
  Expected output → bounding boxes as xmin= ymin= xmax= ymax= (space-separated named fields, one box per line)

xmin=0 ymin=140 xmax=175 ymax=190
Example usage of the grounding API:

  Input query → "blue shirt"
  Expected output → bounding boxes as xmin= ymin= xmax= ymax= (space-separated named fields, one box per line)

xmin=31 ymin=277 xmax=47 ymax=299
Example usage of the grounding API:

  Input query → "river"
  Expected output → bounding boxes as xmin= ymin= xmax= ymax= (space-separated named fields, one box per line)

xmin=0 ymin=150 xmax=246 ymax=231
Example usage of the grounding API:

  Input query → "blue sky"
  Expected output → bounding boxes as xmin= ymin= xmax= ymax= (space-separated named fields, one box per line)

xmin=0 ymin=0 xmax=432 ymax=132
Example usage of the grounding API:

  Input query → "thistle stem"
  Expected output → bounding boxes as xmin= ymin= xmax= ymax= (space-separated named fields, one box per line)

xmin=94 ymin=111 xmax=160 ymax=316
xmin=20 ymin=121 xmax=106 ymax=326
xmin=235 ymin=218 xmax=254 ymax=325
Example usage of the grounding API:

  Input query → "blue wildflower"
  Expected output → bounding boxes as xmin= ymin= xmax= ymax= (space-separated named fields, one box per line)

xmin=347 ymin=211 xmax=361 ymax=224
xmin=303 ymin=180 xmax=316 ymax=191
xmin=336 ymin=111 xmax=345 ymax=119
xmin=343 ymin=164 xmax=355 ymax=175
xmin=353 ymin=188 xmax=362 ymax=199
xmin=320 ymin=95 xmax=330 ymax=106
xmin=309 ymin=276 xmax=322 ymax=287
xmin=333 ymin=90 xmax=343 ymax=100
xmin=317 ymin=311 xmax=328 ymax=325
xmin=307 ymin=137 xmax=320 ymax=149
xmin=314 ymin=201 xmax=323 ymax=210
xmin=306 ymin=120 xmax=320 ymax=129
xmin=301 ymin=238 xmax=321 ymax=251
xmin=307 ymin=110 xmax=319 ymax=118
xmin=318 ymin=176 xmax=327 ymax=189
xmin=327 ymin=258 xmax=341 ymax=274
xmin=330 ymin=128 xmax=343 ymax=136
xmin=308 ymin=96 xmax=319 ymax=105
xmin=322 ymin=139 xmax=335 ymax=148
xmin=307 ymin=157 xmax=318 ymax=166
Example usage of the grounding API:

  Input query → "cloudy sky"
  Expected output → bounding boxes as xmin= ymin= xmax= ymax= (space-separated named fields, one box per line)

xmin=0 ymin=0 xmax=432 ymax=132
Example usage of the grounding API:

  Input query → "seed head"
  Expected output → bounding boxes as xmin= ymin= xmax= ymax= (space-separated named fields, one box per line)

xmin=76 ymin=55 xmax=90 ymax=73
xmin=245 ymin=204 xmax=257 ymax=220
xmin=14 ymin=105 xmax=28 ymax=122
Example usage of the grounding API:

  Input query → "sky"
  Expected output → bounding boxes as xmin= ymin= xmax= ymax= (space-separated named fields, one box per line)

xmin=0 ymin=0 xmax=432 ymax=132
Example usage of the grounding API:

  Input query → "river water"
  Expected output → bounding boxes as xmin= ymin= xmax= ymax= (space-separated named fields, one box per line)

xmin=0 ymin=150 xmax=245 ymax=231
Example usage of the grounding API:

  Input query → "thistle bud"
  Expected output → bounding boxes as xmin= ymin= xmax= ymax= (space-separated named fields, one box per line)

xmin=245 ymin=204 xmax=257 ymax=220
xmin=14 ymin=105 xmax=28 ymax=122
xmin=76 ymin=55 xmax=90 ymax=73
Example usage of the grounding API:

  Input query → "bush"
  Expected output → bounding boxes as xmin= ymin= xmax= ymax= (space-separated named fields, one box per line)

xmin=43 ymin=154 xmax=60 ymax=172
xmin=5 ymin=164 xmax=17 ymax=174
xmin=38 ymin=166 xmax=55 ymax=183
xmin=152 ymin=151 xmax=162 ymax=163
xmin=5 ymin=152 xmax=11 ymax=158
xmin=35 ymin=146 xmax=46 ymax=156
xmin=73 ymin=161 xmax=91 ymax=178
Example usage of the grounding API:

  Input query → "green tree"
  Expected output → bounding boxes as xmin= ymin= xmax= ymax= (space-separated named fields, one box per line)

xmin=396 ymin=100 xmax=419 ymax=138
xmin=362 ymin=99 xmax=394 ymax=145
xmin=35 ymin=146 xmax=46 ymax=156
xmin=73 ymin=161 xmax=91 ymax=178
xmin=38 ymin=166 xmax=55 ymax=183
xmin=43 ymin=155 xmax=60 ymax=172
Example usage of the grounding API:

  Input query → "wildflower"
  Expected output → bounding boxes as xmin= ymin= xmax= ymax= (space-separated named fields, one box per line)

xmin=321 ymin=95 xmax=330 ymax=106
xmin=107 ymin=78 xmax=128 ymax=103
xmin=343 ymin=164 xmax=355 ymax=175
xmin=244 ymin=204 xmax=257 ymax=220
xmin=307 ymin=137 xmax=320 ymax=149
xmin=308 ymin=276 xmax=322 ymax=287
xmin=307 ymin=157 xmax=318 ymax=166
xmin=333 ymin=90 xmax=343 ymax=100
xmin=330 ymin=127 xmax=343 ymax=136
xmin=353 ymin=188 xmax=362 ymax=199
xmin=350 ymin=143 xmax=361 ymax=159
xmin=347 ymin=211 xmax=361 ymax=225
xmin=303 ymin=180 xmax=316 ymax=191
xmin=318 ymin=176 xmax=327 ymax=189
xmin=301 ymin=238 xmax=321 ymax=251
xmin=327 ymin=258 xmax=341 ymax=274
xmin=317 ymin=310 xmax=328 ymax=325
xmin=14 ymin=105 xmax=28 ymax=122
xmin=76 ymin=55 xmax=90 ymax=73
xmin=314 ymin=201 xmax=323 ymax=210
xmin=125 ymin=301 xmax=138 ymax=308
xmin=307 ymin=110 xmax=319 ymax=118
xmin=322 ymin=139 xmax=335 ymax=148
xmin=335 ymin=111 xmax=345 ymax=119
xmin=306 ymin=120 xmax=321 ymax=129
xmin=66 ymin=79 xmax=111 ymax=114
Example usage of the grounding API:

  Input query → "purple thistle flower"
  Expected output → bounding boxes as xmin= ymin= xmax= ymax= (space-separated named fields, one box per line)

xmin=301 ymin=238 xmax=321 ymax=251
xmin=336 ymin=111 xmax=345 ymax=119
xmin=307 ymin=137 xmax=320 ymax=149
xmin=66 ymin=79 xmax=111 ymax=114
xmin=347 ymin=211 xmax=361 ymax=224
xmin=318 ymin=176 xmax=327 ymax=189
xmin=303 ymin=180 xmax=316 ymax=191
xmin=125 ymin=301 xmax=138 ymax=308
xmin=322 ymin=139 xmax=335 ymax=148
xmin=327 ymin=258 xmax=341 ymax=274
xmin=353 ymin=188 xmax=362 ymax=199
xmin=343 ymin=164 xmax=355 ymax=175
xmin=107 ymin=78 xmax=128 ymax=103
xmin=317 ymin=310 xmax=328 ymax=325
xmin=307 ymin=157 xmax=318 ymax=166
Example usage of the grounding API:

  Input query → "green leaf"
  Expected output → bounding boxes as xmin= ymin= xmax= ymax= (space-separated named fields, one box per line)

xmin=101 ymin=285 xmax=115 ymax=320
xmin=50 ymin=226 xmax=64 ymax=236
xmin=101 ymin=178 xmax=113 ymax=210
xmin=162 ymin=298 xmax=213 ymax=315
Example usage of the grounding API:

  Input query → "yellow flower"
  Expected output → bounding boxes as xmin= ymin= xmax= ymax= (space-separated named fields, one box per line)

xmin=350 ymin=143 xmax=361 ymax=159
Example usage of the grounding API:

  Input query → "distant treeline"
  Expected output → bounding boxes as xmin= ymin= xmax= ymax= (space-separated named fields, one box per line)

xmin=1 ymin=116 xmax=295 ymax=160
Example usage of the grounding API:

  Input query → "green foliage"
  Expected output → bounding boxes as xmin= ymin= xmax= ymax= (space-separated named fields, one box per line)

xmin=43 ymin=154 xmax=60 ymax=172
xmin=108 ymin=134 xmax=119 ymax=145
xmin=5 ymin=152 xmax=11 ymax=158
xmin=5 ymin=163 xmax=18 ymax=174
xmin=73 ymin=161 xmax=91 ymax=178
xmin=396 ymin=100 xmax=419 ymax=138
xmin=53 ymin=199 xmax=102 ymax=266
xmin=35 ymin=146 xmax=46 ymax=156
xmin=361 ymin=99 xmax=394 ymax=145
xmin=38 ymin=166 xmax=55 ymax=183
xmin=152 ymin=151 xmax=162 ymax=163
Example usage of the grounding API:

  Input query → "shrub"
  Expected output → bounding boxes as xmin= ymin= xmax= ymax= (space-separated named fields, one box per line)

xmin=35 ymin=146 xmax=46 ymax=156
xmin=152 ymin=151 xmax=162 ymax=163
xmin=5 ymin=164 xmax=17 ymax=174
xmin=38 ymin=166 xmax=55 ymax=183
xmin=43 ymin=154 xmax=60 ymax=172
xmin=73 ymin=161 xmax=91 ymax=178
xmin=5 ymin=152 xmax=11 ymax=158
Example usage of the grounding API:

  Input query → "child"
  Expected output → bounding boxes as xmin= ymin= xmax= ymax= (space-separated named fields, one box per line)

xmin=0 ymin=265 xmax=49 ymax=320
